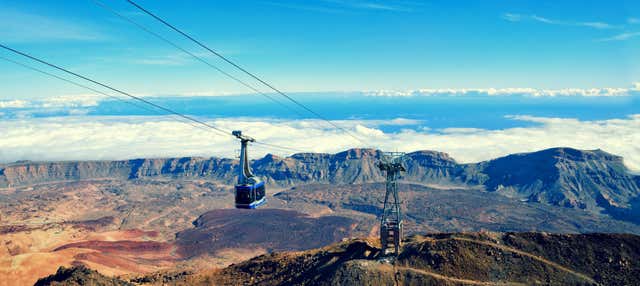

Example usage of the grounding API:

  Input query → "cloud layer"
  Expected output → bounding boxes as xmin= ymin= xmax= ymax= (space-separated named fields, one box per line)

xmin=3 ymin=82 xmax=638 ymax=109
xmin=599 ymin=31 xmax=640 ymax=42
xmin=1 ymin=115 xmax=638 ymax=172
xmin=0 ymin=94 xmax=102 ymax=109
xmin=502 ymin=13 xmax=620 ymax=29
xmin=364 ymin=86 xmax=640 ymax=97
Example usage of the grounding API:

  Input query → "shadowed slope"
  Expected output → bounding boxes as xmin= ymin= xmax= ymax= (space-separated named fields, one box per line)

xmin=175 ymin=209 xmax=363 ymax=258
xmin=149 ymin=232 xmax=639 ymax=286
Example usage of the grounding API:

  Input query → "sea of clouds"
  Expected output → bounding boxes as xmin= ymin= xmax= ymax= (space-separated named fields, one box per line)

xmin=0 ymin=114 xmax=638 ymax=172
xmin=364 ymin=84 xmax=640 ymax=97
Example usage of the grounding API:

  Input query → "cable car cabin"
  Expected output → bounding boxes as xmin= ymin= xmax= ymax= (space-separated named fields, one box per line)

xmin=232 ymin=130 xmax=266 ymax=209
xmin=235 ymin=180 xmax=266 ymax=209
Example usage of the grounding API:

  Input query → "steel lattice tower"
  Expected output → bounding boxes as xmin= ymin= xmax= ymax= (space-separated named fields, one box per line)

xmin=377 ymin=152 xmax=405 ymax=257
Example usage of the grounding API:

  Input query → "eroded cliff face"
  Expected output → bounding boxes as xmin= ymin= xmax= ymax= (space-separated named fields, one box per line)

xmin=253 ymin=149 xmax=385 ymax=185
xmin=0 ymin=149 xmax=463 ymax=188
xmin=2 ymin=148 xmax=639 ymax=217
xmin=474 ymin=148 xmax=640 ymax=218
xmin=0 ymin=157 xmax=238 ymax=188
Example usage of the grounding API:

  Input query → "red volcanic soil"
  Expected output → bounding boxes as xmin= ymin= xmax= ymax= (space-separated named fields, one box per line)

xmin=175 ymin=209 xmax=360 ymax=258
xmin=48 ymin=238 xmax=179 ymax=278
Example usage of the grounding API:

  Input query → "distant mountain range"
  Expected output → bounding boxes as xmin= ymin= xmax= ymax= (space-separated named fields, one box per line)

xmin=2 ymin=147 xmax=639 ymax=222
xmin=6 ymin=147 xmax=640 ymax=285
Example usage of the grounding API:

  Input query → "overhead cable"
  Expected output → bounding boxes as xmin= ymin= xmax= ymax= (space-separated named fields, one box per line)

xmin=91 ymin=0 xmax=306 ymax=118
xmin=0 ymin=45 xmax=306 ymax=154
xmin=0 ymin=43 xmax=231 ymax=137
xmin=126 ymin=0 xmax=368 ymax=146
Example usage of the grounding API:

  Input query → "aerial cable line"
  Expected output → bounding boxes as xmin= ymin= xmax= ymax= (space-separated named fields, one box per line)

xmin=0 ymin=55 xmax=219 ymax=134
xmin=90 ymin=0 xmax=305 ymax=118
xmin=0 ymin=44 xmax=306 ymax=154
xmin=126 ymin=0 xmax=368 ymax=146
xmin=1 ymin=55 xmax=161 ymax=116
xmin=91 ymin=0 xmax=311 ymax=152
xmin=253 ymin=143 xmax=302 ymax=154
xmin=0 ymin=43 xmax=232 ymax=137
xmin=254 ymin=141 xmax=306 ymax=153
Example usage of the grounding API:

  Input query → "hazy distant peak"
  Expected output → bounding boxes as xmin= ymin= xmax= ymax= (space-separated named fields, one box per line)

xmin=407 ymin=150 xmax=456 ymax=162
xmin=333 ymin=148 xmax=380 ymax=160
xmin=504 ymin=147 xmax=622 ymax=162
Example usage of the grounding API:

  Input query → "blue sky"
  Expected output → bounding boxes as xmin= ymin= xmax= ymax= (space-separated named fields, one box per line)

xmin=1 ymin=0 xmax=639 ymax=99
xmin=0 ymin=1 xmax=639 ymax=169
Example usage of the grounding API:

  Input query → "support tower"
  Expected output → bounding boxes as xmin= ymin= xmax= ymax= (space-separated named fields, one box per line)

xmin=377 ymin=152 xmax=405 ymax=257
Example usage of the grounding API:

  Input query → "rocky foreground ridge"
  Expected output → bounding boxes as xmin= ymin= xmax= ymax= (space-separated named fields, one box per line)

xmin=2 ymin=147 xmax=639 ymax=221
xmin=36 ymin=232 xmax=640 ymax=286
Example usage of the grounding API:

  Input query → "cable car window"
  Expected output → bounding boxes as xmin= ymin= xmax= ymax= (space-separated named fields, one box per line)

xmin=256 ymin=185 xmax=265 ymax=199
xmin=236 ymin=189 xmax=252 ymax=204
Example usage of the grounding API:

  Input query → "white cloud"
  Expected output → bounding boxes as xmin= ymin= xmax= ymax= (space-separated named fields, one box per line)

xmin=365 ymin=86 xmax=638 ymax=97
xmin=440 ymin=127 xmax=485 ymax=134
xmin=0 ymin=94 xmax=104 ymax=110
xmin=503 ymin=12 xmax=640 ymax=43
xmin=331 ymin=118 xmax=422 ymax=127
xmin=598 ymin=31 xmax=640 ymax=42
xmin=169 ymin=90 xmax=237 ymax=97
xmin=503 ymin=13 xmax=620 ymax=29
xmin=67 ymin=109 xmax=91 ymax=116
xmin=531 ymin=15 xmax=556 ymax=24
xmin=39 ymin=94 xmax=103 ymax=108
xmin=386 ymin=118 xmax=422 ymax=126
xmin=0 ymin=115 xmax=639 ymax=172
xmin=502 ymin=13 xmax=522 ymax=22
xmin=578 ymin=21 xmax=617 ymax=29
xmin=0 ymin=8 xmax=106 ymax=42
xmin=0 ymin=100 xmax=30 ymax=108
xmin=3 ymin=82 xmax=637 ymax=110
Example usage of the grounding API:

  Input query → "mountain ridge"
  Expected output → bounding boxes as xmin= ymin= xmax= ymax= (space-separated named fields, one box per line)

xmin=1 ymin=147 xmax=639 ymax=221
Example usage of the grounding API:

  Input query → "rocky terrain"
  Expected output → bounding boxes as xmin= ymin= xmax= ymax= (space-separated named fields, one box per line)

xmin=175 ymin=209 xmax=365 ymax=258
xmin=276 ymin=183 xmax=640 ymax=234
xmin=36 ymin=232 xmax=640 ymax=286
xmin=34 ymin=265 xmax=134 ymax=286
xmin=2 ymin=147 xmax=638 ymax=220
xmin=2 ymin=147 xmax=640 ymax=285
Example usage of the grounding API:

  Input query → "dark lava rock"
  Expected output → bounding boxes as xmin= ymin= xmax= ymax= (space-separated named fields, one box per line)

xmin=34 ymin=265 xmax=132 ymax=286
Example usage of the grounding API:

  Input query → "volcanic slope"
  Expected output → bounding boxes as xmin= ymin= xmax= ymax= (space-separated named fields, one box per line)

xmin=36 ymin=232 xmax=640 ymax=286
xmin=201 ymin=232 xmax=640 ymax=286
xmin=275 ymin=183 xmax=640 ymax=234
xmin=0 ymin=207 xmax=369 ymax=286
